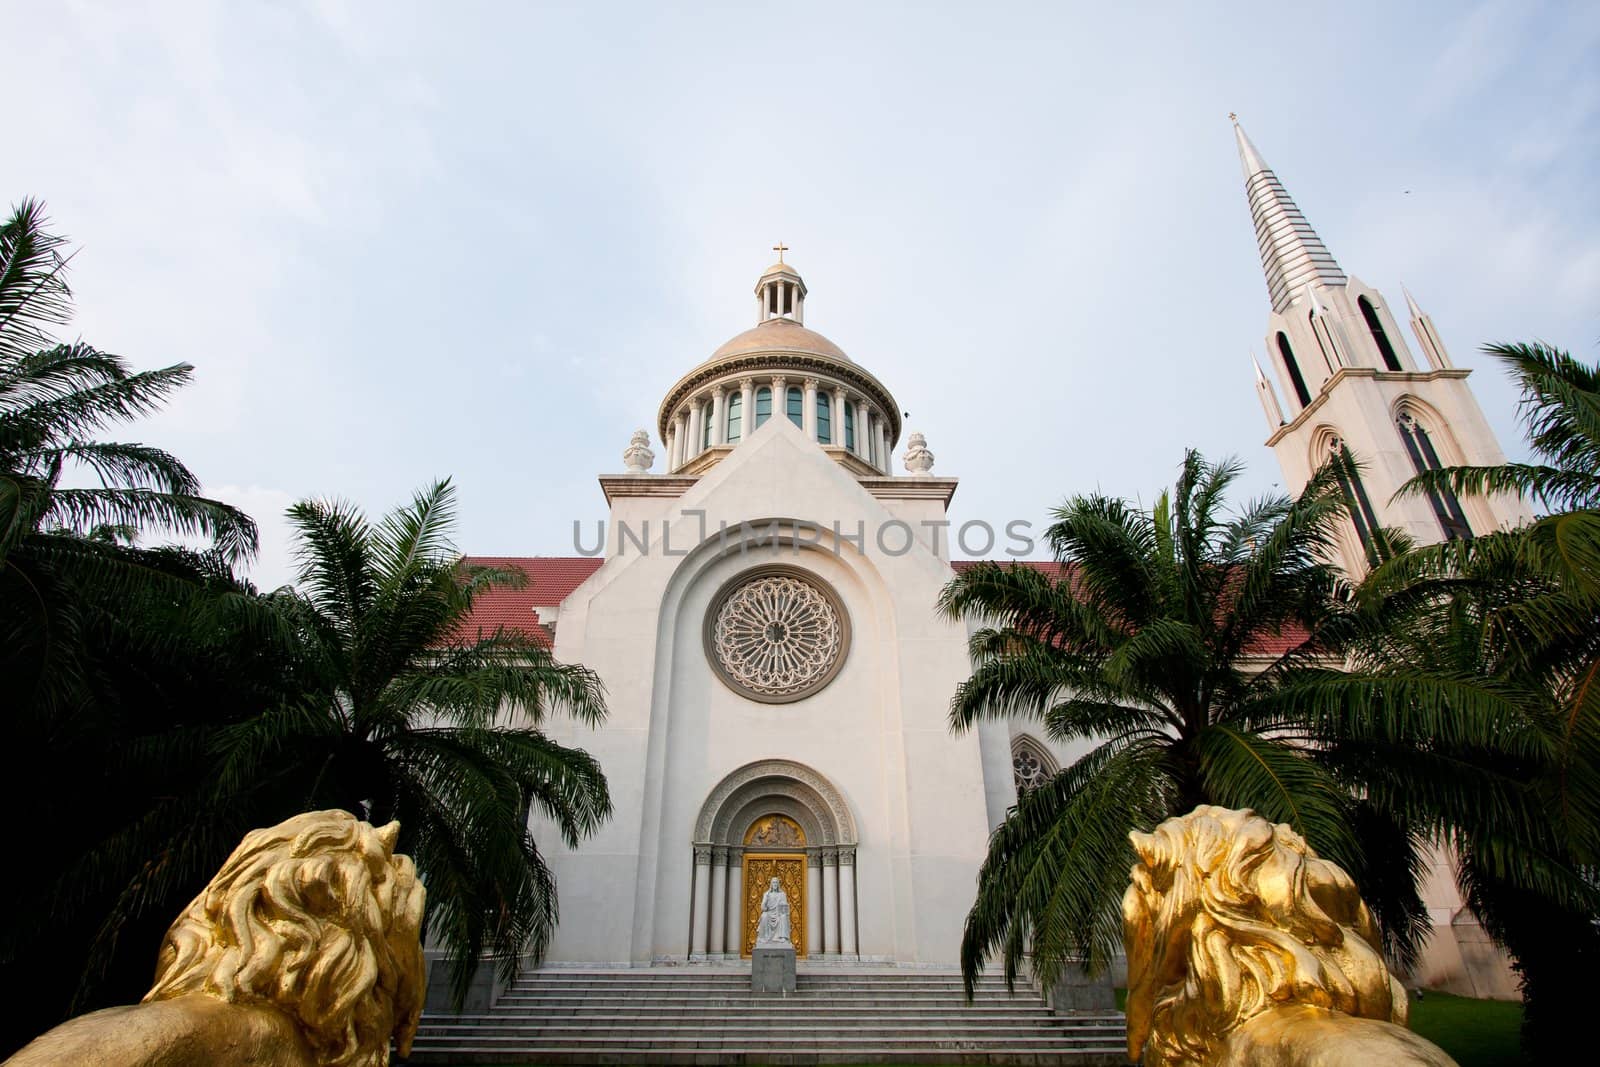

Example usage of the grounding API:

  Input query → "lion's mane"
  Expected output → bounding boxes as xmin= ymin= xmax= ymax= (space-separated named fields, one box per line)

xmin=1122 ymin=806 xmax=1406 ymax=1067
xmin=143 ymin=810 xmax=427 ymax=1067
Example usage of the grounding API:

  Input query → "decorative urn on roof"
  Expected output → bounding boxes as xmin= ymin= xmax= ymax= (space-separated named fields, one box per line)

xmin=902 ymin=432 xmax=934 ymax=476
xmin=622 ymin=429 xmax=654 ymax=474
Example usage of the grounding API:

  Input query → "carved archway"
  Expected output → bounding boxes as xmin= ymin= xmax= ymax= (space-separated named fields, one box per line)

xmin=688 ymin=760 xmax=859 ymax=960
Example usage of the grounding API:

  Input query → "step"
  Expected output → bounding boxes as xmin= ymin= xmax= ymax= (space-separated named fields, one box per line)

xmin=405 ymin=967 xmax=1126 ymax=1066
xmin=402 ymin=1047 xmax=1129 ymax=1065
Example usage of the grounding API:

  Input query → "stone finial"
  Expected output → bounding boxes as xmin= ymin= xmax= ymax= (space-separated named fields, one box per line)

xmin=623 ymin=429 xmax=655 ymax=474
xmin=902 ymin=431 xmax=934 ymax=476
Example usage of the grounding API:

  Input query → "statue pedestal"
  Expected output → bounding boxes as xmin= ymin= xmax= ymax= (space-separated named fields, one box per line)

xmin=751 ymin=945 xmax=796 ymax=993
xmin=1042 ymin=963 xmax=1116 ymax=1012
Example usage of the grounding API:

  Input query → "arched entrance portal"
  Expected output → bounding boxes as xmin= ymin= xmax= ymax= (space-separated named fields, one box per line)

xmin=691 ymin=760 xmax=859 ymax=959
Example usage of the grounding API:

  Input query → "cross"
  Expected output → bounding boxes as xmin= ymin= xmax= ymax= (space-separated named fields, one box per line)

xmin=772 ymin=241 xmax=789 ymax=262
xmin=1228 ymin=112 xmax=1237 ymax=122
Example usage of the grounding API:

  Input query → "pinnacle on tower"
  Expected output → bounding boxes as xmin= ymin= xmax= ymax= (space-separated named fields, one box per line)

xmin=1234 ymin=117 xmax=1347 ymax=314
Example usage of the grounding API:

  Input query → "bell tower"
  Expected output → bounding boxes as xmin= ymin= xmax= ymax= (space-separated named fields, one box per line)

xmin=1235 ymin=118 xmax=1530 ymax=573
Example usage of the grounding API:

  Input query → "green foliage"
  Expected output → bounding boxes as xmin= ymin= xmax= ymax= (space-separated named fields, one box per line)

xmin=940 ymin=449 xmax=1443 ymax=994
xmin=215 ymin=478 xmax=612 ymax=1004
xmin=0 ymin=202 xmax=612 ymax=1052
xmin=1372 ymin=341 xmax=1600 ymax=1061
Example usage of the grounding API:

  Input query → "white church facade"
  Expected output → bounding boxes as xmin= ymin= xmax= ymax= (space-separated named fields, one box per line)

xmin=461 ymin=123 xmax=1527 ymax=990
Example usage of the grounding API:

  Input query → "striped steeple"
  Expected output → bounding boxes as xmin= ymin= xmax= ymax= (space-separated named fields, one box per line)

xmin=1235 ymin=118 xmax=1347 ymax=314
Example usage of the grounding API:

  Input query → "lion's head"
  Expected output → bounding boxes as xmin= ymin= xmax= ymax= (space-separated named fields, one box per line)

xmin=143 ymin=810 xmax=428 ymax=1067
xmin=1122 ymin=806 xmax=1405 ymax=1067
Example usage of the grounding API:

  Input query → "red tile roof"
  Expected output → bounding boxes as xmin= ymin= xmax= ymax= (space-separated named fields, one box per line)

xmin=450 ymin=556 xmax=603 ymax=647
xmin=449 ymin=555 xmax=1308 ymax=658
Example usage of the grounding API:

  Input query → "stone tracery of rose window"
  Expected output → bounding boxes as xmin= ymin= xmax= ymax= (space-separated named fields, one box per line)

xmin=708 ymin=570 xmax=847 ymax=702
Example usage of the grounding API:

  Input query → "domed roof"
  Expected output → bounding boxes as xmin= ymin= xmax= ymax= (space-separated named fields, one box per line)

xmin=759 ymin=261 xmax=801 ymax=278
xmin=708 ymin=317 xmax=851 ymax=364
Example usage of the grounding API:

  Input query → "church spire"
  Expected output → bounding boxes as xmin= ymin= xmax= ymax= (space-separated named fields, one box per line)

xmin=1234 ymin=116 xmax=1347 ymax=314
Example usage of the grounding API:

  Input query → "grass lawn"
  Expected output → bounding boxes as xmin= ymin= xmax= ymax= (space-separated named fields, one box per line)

xmin=1409 ymin=991 xmax=1525 ymax=1067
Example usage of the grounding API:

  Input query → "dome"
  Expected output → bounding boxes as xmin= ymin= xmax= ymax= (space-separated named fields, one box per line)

xmin=708 ymin=318 xmax=852 ymax=365
xmin=759 ymin=261 xmax=801 ymax=278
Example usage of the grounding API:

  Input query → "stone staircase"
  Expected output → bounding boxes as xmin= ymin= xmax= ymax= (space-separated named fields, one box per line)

xmin=402 ymin=967 xmax=1127 ymax=1065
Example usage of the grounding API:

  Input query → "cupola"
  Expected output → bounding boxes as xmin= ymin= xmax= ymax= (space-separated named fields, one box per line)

xmin=756 ymin=244 xmax=806 ymax=324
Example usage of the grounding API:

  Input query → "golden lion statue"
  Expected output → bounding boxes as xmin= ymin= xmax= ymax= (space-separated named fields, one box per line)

xmin=7 ymin=811 xmax=427 ymax=1067
xmin=1122 ymin=806 xmax=1457 ymax=1067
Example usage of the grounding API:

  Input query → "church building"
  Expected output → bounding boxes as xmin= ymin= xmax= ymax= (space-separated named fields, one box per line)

xmin=461 ymin=122 xmax=1526 ymax=987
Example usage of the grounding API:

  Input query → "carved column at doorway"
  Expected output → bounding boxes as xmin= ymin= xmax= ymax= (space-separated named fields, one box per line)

xmin=806 ymin=849 xmax=824 ymax=956
xmin=708 ymin=847 xmax=728 ymax=956
xmin=821 ymin=848 xmax=840 ymax=955
xmin=839 ymin=848 xmax=858 ymax=956
xmin=691 ymin=845 xmax=712 ymax=957
xmin=725 ymin=850 xmax=743 ymax=954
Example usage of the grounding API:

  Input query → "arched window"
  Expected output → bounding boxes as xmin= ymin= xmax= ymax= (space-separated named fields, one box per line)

xmin=726 ymin=392 xmax=743 ymax=443
xmin=845 ymin=402 xmax=856 ymax=450
xmin=754 ymin=386 xmax=772 ymax=428
xmin=816 ymin=393 xmax=832 ymax=444
xmin=701 ymin=401 xmax=714 ymax=450
xmin=785 ymin=387 xmax=804 ymax=428
xmin=1012 ymin=737 xmax=1056 ymax=796
xmin=1360 ymin=296 xmax=1403 ymax=372
xmin=1398 ymin=411 xmax=1471 ymax=540
xmin=1326 ymin=436 xmax=1385 ymax=566
xmin=1278 ymin=332 xmax=1312 ymax=407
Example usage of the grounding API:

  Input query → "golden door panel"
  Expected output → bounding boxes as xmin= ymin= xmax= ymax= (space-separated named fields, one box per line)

xmin=741 ymin=854 xmax=806 ymax=958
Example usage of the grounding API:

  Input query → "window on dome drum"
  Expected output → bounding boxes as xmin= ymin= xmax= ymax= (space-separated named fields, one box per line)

xmin=1278 ymin=332 xmax=1312 ymax=407
xmin=786 ymin=387 xmax=803 ymax=428
xmin=701 ymin=401 xmax=713 ymax=450
xmin=1360 ymin=297 xmax=1403 ymax=372
xmin=817 ymin=393 xmax=832 ymax=444
xmin=726 ymin=392 xmax=743 ymax=442
xmin=845 ymin=402 xmax=856 ymax=450
xmin=1398 ymin=413 xmax=1472 ymax=540
xmin=1328 ymin=438 xmax=1384 ymax=566
xmin=754 ymin=386 xmax=772 ymax=428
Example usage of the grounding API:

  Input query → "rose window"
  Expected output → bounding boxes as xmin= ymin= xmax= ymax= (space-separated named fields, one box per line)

xmin=707 ymin=569 xmax=848 ymax=702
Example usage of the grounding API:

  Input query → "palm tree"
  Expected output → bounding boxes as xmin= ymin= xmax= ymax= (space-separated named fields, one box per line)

xmin=215 ymin=479 xmax=612 ymax=1002
xmin=0 ymin=200 xmax=262 ymax=1053
xmin=938 ymin=450 xmax=1483 ymax=993
xmin=1376 ymin=341 xmax=1600 ymax=1058
xmin=0 ymin=199 xmax=254 ymax=565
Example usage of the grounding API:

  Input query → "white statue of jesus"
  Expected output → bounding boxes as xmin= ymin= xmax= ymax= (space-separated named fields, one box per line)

xmin=755 ymin=876 xmax=791 ymax=945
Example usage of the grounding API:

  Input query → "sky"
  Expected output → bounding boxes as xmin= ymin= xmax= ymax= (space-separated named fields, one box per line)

xmin=10 ymin=0 xmax=1600 ymax=591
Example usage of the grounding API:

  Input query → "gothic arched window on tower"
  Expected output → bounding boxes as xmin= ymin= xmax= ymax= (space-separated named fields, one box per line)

xmin=786 ymin=387 xmax=804 ymax=428
xmin=1326 ymin=437 xmax=1385 ymax=567
xmin=1360 ymin=296 xmax=1403 ymax=372
xmin=1012 ymin=737 xmax=1056 ymax=796
xmin=1398 ymin=412 xmax=1472 ymax=541
xmin=1278 ymin=332 xmax=1312 ymax=407
xmin=817 ymin=393 xmax=832 ymax=444
xmin=726 ymin=392 xmax=743 ymax=443
xmin=754 ymin=386 xmax=772 ymax=428
xmin=845 ymin=402 xmax=856 ymax=450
